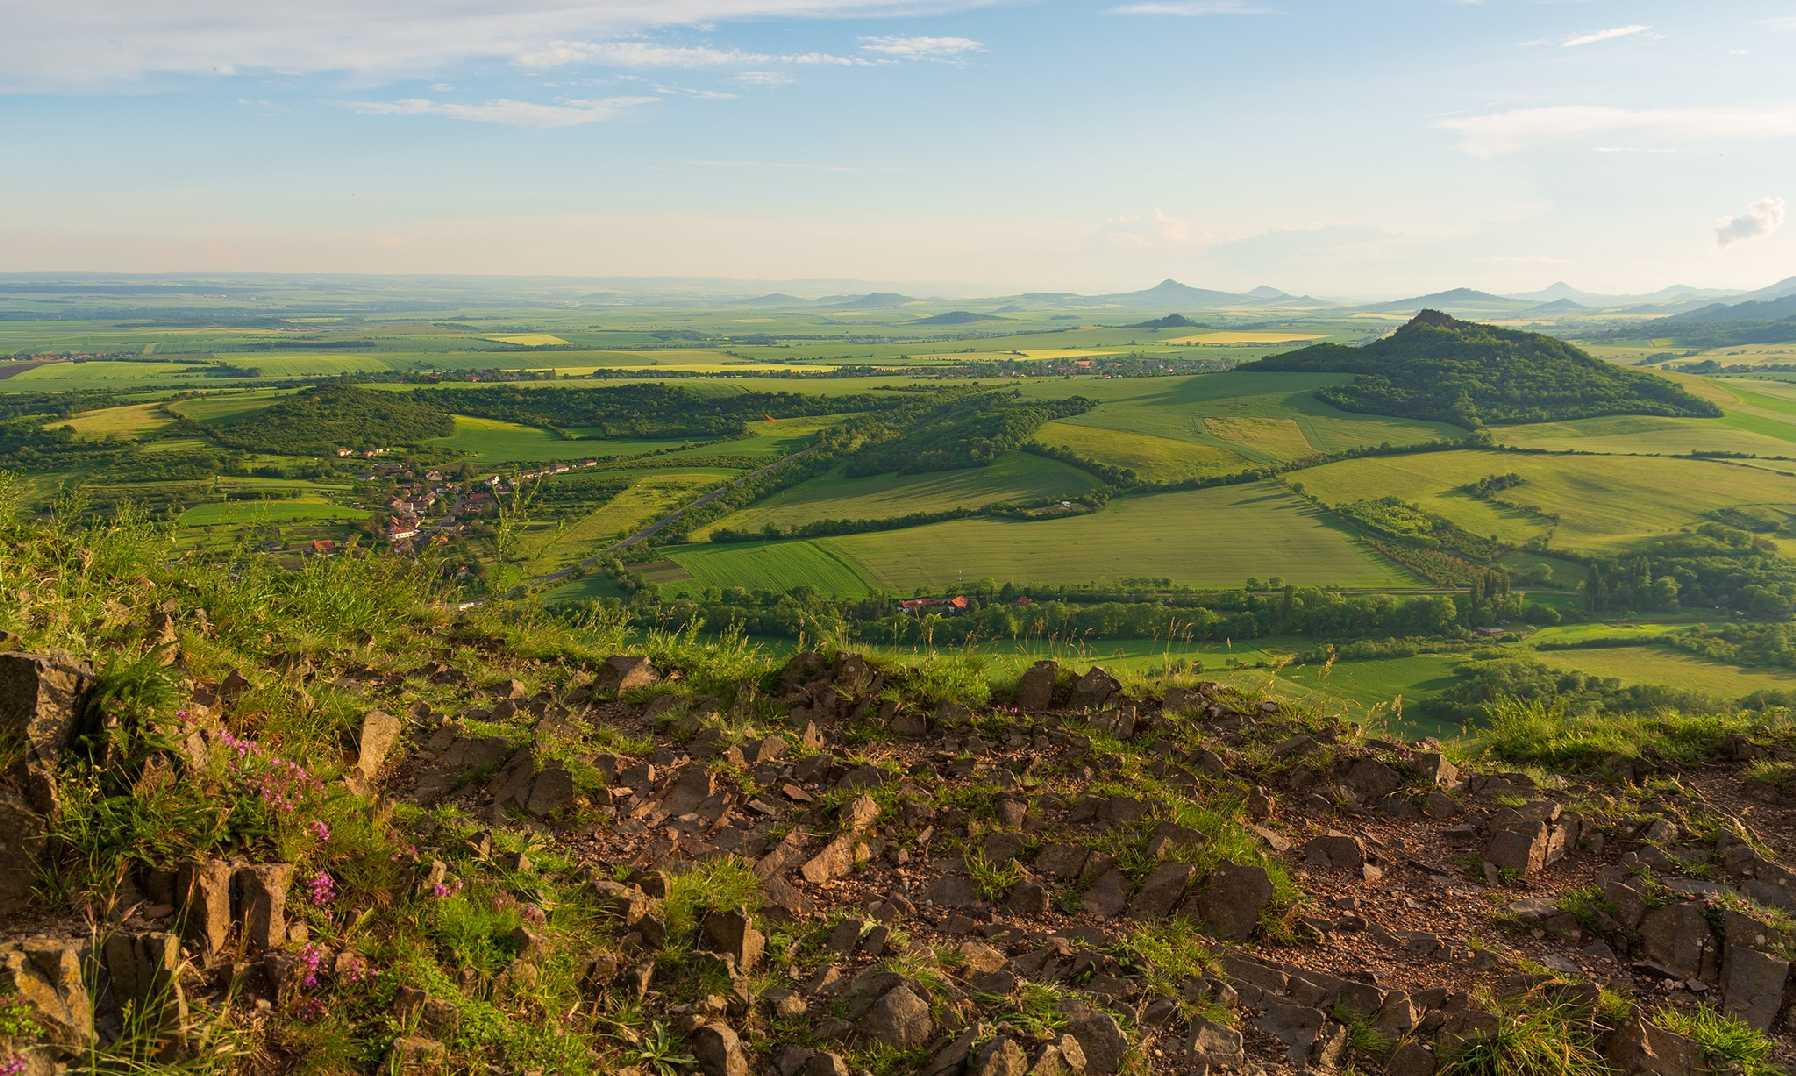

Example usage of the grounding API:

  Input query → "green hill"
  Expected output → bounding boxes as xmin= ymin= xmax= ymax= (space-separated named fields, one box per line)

xmin=1246 ymin=309 xmax=1721 ymax=427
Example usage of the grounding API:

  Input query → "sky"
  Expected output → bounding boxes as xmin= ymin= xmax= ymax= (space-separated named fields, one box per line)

xmin=2 ymin=0 xmax=1793 ymax=298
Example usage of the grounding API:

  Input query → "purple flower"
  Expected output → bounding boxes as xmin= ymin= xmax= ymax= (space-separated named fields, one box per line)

xmin=309 ymin=819 xmax=331 ymax=843
xmin=299 ymin=943 xmax=325 ymax=989
xmin=0 ymin=1055 xmax=27 ymax=1076
xmin=308 ymin=871 xmax=336 ymax=906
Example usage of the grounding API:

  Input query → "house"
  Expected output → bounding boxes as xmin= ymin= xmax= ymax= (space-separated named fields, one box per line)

xmin=335 ymin=448 xmax=353 ymax=458
xmin=898 ymin=595 xmax=971 ymax=615
xmin=309 ymin=539 xmax=337 ymax=555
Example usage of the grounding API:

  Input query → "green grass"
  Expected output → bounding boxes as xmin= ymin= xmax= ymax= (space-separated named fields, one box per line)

xmin=426 ymin=416 xmax=662 ymax=465
xmin=661 ymin=415 xmax=844 ymax=461
xmin=48 ymin=401 xmax=173 ymax=440
xmin=165 ymin=389 xmax=290 ymax=424
xmin=519 ymin=472 xmax=731 ymax=575
xmin=664 ymin=539 xmax=879 ymax=596
xmin=663 ymin=481 xmax=1412 ymax=596
xmin=1289 ymin=449 xmax=1796 ymax=553
xmin=177 ymin=498 xmax=368 ymax=527
xmin=1530 ymin=645 xmax=1796 ymax=697
xmin=694 ymin=452 xmax=1102 ymax=537
xmin=1 ymin=361 xmax=202 ymax=393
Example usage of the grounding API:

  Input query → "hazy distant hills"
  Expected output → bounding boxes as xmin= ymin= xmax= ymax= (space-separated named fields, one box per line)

xmin=911 ymin=310 xmax=1011 ymax=326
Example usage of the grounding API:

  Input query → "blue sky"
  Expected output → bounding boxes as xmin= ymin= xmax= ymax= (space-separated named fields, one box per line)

xmin=3 ymin=0 xmax=1793 ymax=297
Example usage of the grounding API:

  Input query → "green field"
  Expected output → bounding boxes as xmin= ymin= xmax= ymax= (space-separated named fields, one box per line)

xmin=663 ymin=537 xmax=879 ymax=596
xmin=1289 ymin=449 xmax=1796 ymax=553
xmin=177 ymin=498 xmax=366 ymax=527
xmin=165 ymin=389 xmax=290 ymax=424
xmin=694 ymin=452 xmax=1102 ymax=537
xmin=50 ymin=401 xmax=173 ymax=440
xmin=424 ymin=416 xmax=673 ymax=465
xmin=520 ymin=471 xmax=733 ymax=575
xmin=665 ymin=480 xmax=1412 ymax=595
xmin=1531 ymin=645 xmax=1796 ymax=697
xmin=1 ymin=361 xmax=203 ymax=392
xmin=1030 ymin=372 xmax=1456 ymax=482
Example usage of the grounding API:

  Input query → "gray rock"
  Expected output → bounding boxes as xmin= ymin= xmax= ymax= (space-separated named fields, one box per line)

xmin=1300 ymin=832 xmax=1366 ymax=873
xmin=970 ymin=1036 xmax=1029 ymax=1076
xmin=0 ymin=651 xmax=94 ymax=812
xmin=1191 ymin=862 xmax=1273 ymax=940
xmin=701 ymin=907 xmax=765 ymax=975
xmin=1184 ymin=1016 xmax=1243 ymax=1073
xmin=690 ymin=1022 xmax=750 ymax=1076
xmin=1721 ymin=945 xmax=1790 ymax=1031
xmin=1638 ymin=901 xmax=1716 ymax=982
xmin=1081 ymin=869 xmax=1129 ymax=918
xmin=1129 ymin=862 xmax=1195 ymax=918
xmin=234 ymin=862 xmax=293 ymax=951
xmin=598 ymin=655 xmax=659 ymax=695
xmin=0 ymin=935 xmax=92 ymax=1050
xmin=177 ymin=858 xmax=233 ymax=960
xmin=1016 ymin=665 xmax=1059 ymax=711
xmin=1067 ymin=1010 xmax=1128 ymax=1075
xmin=0 ymin=790 xmax=46 ymax=916
xmin=1072 ymin=667 xmax=1120 ymax=710
xmin=1603 ymin=1015 xmax=1704 ymax=1075
xmin=352 ymin=708 xmax=403 ymax=784
xmin=860 ymin=984 xmax=933 ymax=1049
xmin=1256 ymin=998 xmax=1346 ymax=1069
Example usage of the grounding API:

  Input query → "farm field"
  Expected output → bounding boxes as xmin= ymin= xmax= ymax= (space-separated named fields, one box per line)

xmin=519 ymin=471 xmax=731 ymax=575
xmin=486 ymin=334 xmax=568 ymax=346
xmin=693 ymin=452 xmax=1102 ymax=537
xmin=177 ymin=498 xmax=365 ymax=527
xmin=664 ymin=481 xmax=1413 ymax=596
xmin=49 ymin=401 xmax=172 ymax=440
xmin=664 ymin=538 xmax=879 ymax=597
xmin=1030 ymin=371 xmax=1457 ymax=480
xmin=423 ymin=416 xmax=684 ymax=465
xmin=0 ymin=361 xmax=204 ymax=392
xmin=166 ymin=389 xmax=290 ymax=424
xmin=1288 ymin=449 xmax=1796 ymax=553
xmin=1170 ymin=331 xmax=1323 ymax=345
xmin=1530 ymin=644 xmax=1796 ymax=697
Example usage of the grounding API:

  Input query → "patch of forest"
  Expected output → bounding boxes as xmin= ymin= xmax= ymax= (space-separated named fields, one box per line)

xmin=206 ymin=383 xmax=454 ymax=453
xmin=410 ymin=384 xmax=892 ymax=439
xmin=845 ymin=391 xmax=1095 ymax=476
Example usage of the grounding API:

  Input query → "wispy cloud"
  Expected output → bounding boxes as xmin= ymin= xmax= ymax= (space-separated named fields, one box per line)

xmin=1716 ymin=197 xmax=1787 ymax=247
xmin=857 ymin=35 xmax=984 ymax=59
xmin=344 ymin=95 xmax=658 ymax=128
xmin=1108 ymin=1 xmax=1271 ymax=14
xmin=1 ymin=0 xmax=991 ymax=89
xmin=1561 ymin=24 xmax=1651 ymax=48
xmin=735 ymin=70 xmax=796 ymax=86
xmin=1437 ymin=104 xmax=1796 ymax=157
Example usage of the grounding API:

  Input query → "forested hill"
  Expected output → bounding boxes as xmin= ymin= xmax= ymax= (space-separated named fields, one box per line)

xmin=1245 ymin=309 xmax=1721 ymax=427
xmin=206 ymin=383 xmax=454 ymax=453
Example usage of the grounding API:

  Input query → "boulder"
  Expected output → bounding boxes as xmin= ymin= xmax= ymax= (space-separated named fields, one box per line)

xmin=388 ymin=1035 xmax=448 ymax=1073
xmin=690 ymin=1022 xmax=751 ymax=1076
xmin=1184 ymin=1016 xmax=1244 ymax=1074
xmin=0 ymin=651 xmax=94 ymax=812
xmin=1256 ymin=999 xmax=1346 ymax=1070
xmin=1066 ymin=1010 xmax=1128 ymax=1075
xmin=1129 ymin=862 xmax=1196 ymax=918
xmin=1191 ymin=862 xmax=1273 ymax=940
xmin=1638 ymin=902 xmax=1716 ymax=982
xmin=1300 ymin=832 xmax=1367 ymax=873
xmin=1072 ymin=667 xmax=1120 ymax=710
xmin=1016 ymin=661 xmax=1059 ymax=711
xmin=970 ymin=1036 xmax=1029 ymax=1076
xmin=100 ymin=931 xmax=186 ymax=1037
xmin=597 ymin=655 xmax=659 ymax=695
xmin=0 ymin=789 xmax=47 ymax=916
xmin=700 ymin=908 xmax=765 ymax=975
xmin=0 ymin=936 xmax=92 ymax=1050
xmin=177 ymin=858 xmax=234 ymax=960
xmin=1603 ymin=1015 xmax=1704 ymax=1075
xmin=1720 ymin=945 xmax=1790 ymax=1031
xmin=351 ymin=708 xmax=403 ymax=786
xmin=859 ymin=984 xmax=933 ymax=1049
xmin=234 ymin=862 xmax=294 ymax=951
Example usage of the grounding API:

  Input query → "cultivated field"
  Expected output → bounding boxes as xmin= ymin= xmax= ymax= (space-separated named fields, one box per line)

xmin=693 ymin=452 xmax=1102 ymax=537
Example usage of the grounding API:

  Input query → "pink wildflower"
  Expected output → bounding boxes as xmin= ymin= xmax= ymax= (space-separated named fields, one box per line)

xmin=299 ymin=943 xmax=325 ymax=989
xmin=308 ymin=871 xmax=336 ymax=906
xmin=309 ymin=819 xmax=331 ymax=843
xmin=0 ymin=1055 xmax=27 ymax=1076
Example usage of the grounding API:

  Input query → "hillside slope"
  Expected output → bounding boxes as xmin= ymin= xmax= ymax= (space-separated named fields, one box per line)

xmin=1 ymin=500 xmax=1793 ymax=1074
xmin=1247 ymin=310 xmax=1721 ymax=427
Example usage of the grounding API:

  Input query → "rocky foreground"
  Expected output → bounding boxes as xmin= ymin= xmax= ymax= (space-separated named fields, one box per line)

xmin=4 ymin=618 xmax=1796 ymax=1073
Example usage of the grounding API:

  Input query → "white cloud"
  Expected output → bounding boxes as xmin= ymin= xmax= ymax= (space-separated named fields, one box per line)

xmin=857 ymin=35 xmax=984 ymax=59
xmin=1095 ymin=208 xmax=1208 ymax=249
xmin=1108 ymin=1 xmax=1271 ymax=14
xmin=0 ymin=0 xmax=989 ymax=88
xmin=1561 ymin=24 xmax=1650 ymax=48
xmin=736 ymin=70 xmax=796 ymax=86
xmin=516 ymin=42 xmax=765 ymax=68
xmin=1437 ymin=104 xmax=1796 ymax=157
xmin=1716 ymin=197 xmax=1787 ymax=247
xmin=344 ymin=95 xmax=658 ymax=128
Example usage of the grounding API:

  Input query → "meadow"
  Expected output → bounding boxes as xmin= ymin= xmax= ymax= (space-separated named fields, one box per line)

xmin=48 ymin=400 xmax=172 ymax=440
xmin=663 ymin=480 xmax=1414 ymax=595
xmin=176 ymin=497 xmax=367 ymax=527
xmin=693 ymin=452 xmax=1103 ymax=537
xmin=1288 ymin=449 xmax=1796 ymax=553
xmin=1530 ymin=644 xmax=1796 ymax=697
